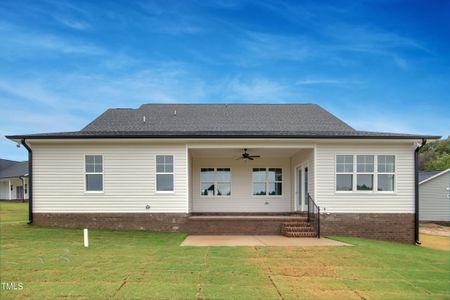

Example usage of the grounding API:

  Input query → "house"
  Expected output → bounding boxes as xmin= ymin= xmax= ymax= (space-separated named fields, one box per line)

xmin=0 ymin=159 xmax=29 ymax=201
xmin=6 ymin=104 xmax=440 ymax=243
xmin=419 ymin=169 xmax=450 ymax=222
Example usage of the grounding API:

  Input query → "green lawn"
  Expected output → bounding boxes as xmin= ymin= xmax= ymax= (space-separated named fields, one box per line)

xmin=0 ymin=203 xmax=449 ymax=299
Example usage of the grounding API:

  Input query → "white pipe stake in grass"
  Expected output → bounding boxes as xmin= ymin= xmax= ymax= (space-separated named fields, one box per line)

xmin=84 ymin=228 xmax=89 ymax=247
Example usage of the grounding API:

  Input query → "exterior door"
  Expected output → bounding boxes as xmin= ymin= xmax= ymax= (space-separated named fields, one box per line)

xmin=297 ymin=168 xmax=302 ymax=211
xmin=297 ymin=166 xmax=309 ymax=212
xmin=16 ymin=186 xmax=23 ymax=199
xmin=304 ymin=167 xmax=309 ymax=207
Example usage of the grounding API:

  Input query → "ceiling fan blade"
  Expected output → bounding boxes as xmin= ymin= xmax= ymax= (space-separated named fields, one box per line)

xmin=249 ymin=155 xmax=261 ymax=158
xmin=248 ymin=157 xmax=254 ymax=160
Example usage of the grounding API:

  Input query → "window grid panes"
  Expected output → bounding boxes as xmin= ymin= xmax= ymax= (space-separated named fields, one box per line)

xmin=156 ymin=155 xmax=174 ymax=192
xmin=201 ymin=168 xmax=231 ymax=196
xmin=336 ymin=155 xmax=395 ymax=192
xmin=377 ymin=155 xmax=395 ymax=191
xmin=253 ymin=168 xmax=282 ymax=196
xmin=357 ymin=155 xmax=374 ymax=191
xmin=85 ymin=155 xmax=103 ymax=192
xmin=336 ymin=155 xmax=353 ymax=191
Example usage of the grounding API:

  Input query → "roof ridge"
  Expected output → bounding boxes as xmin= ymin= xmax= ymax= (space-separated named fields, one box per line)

xmin=138 ymin=103 xmax=317 ymax=109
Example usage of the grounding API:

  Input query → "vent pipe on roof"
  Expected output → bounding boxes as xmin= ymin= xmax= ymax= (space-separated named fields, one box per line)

xmin=143 ymin=116 xmax=146 ymax=123
xmin=174 ymin=110 xmax=177 ymax=116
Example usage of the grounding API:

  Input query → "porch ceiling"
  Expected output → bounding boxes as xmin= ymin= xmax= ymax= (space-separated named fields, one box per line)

xmin=189 ymin=148 xmax=308 ymax=158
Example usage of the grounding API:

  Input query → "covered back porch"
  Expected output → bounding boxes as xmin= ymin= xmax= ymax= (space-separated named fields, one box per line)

xmin=188 ymin=145 xmax=315 ymax=213
xmin=185 ymin=144 xmax=319 ymax=237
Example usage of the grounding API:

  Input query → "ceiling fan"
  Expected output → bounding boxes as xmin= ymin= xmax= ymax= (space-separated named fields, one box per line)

xmin=236 ymin=149 xmax=260 ymax=161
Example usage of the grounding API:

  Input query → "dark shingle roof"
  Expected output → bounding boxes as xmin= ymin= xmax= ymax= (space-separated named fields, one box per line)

xmin=419 ymin=170 xmax=450 ymax=183
xmin=5 ymin=104 xmax=441 ymax=140
xmin=0 ymin=159 xmax=17 ymax=170
xmin=82 ymin=104 xmax=355 ymax=133
xmin=0 ymin=160 xmax=28 ymax=179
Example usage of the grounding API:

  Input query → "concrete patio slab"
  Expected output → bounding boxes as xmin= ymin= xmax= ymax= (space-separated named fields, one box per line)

xmin=180 ymin=235 xmax=351 ymax=247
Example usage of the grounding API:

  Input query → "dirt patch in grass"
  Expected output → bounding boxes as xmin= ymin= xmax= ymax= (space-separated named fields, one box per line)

xmin=420 ymin=234 xmax=450 ymax=251
xmin=420 ymin=223 xmax=450 ymax=237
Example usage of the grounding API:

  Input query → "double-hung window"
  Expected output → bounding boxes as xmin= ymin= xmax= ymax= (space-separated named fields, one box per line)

xmin=85 ymin=155 xmax=103 ymax=192
xmin=252 ymin=168 xmax=282 ymax=196
xmin=336 ymin=155 xmax=353 ymax=191
xmin=156 ymin=155 xmax=174 ymax=192
xmin=377 ymin=155 xmax=395 ymax=191
xmin=200 ymin=168 xmax=231 ymax=196
xmin=356 ymin=155 xmax=374 ymax=191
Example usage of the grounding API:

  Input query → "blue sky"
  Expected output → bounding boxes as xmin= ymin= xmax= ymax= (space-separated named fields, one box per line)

xmin=0 ymin=0 xmax=449 ymax=160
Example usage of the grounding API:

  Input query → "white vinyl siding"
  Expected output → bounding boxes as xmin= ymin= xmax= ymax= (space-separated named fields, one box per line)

xmin=32 ymin=142 xmax=187 ymax=213
xmin=419 ymin=172 xmax=450 ymax=221
xmin=192 ymin=157 xmax=291 ymax=212
xmin=316 ymin=142 xmax=414 ymax=213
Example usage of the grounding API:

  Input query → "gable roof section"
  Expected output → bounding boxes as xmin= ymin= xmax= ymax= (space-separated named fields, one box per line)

xmin=419 ymin=169 xmax=450 ymax=185
xmin=82 ymin=104 xmax=355 ymax=133
xmin=6 ymin=104 xmax=441 ymax=140
xmin=0 ymin=160 xmax=28 ymax=179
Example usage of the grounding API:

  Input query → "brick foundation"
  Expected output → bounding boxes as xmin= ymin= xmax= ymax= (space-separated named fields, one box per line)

xmin=321 ymin=213 xmax=415 ymax=244
xmin=33 ymin=213 xmax=189 ymax=232
xmin=32 ymin=212 xmax=415 ymax=243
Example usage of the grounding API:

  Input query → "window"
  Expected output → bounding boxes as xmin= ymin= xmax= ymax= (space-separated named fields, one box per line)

xmin=200 ymin=168 xmax=231 ymax=196
xmin=85 ymin=155 xmax=103 ymax=192
xmin=252 ymin=168 xmax=282 ymax=196
xmin=156 ymin=155 xmax=174 ymax=192
xmin=357 ymin=155 xmax=374 ymax=191
xmin=336 ymin=154 xmax=395 ymax=192
xmin=336 ymin=155 xmax=353 ymax=191
xmin=378 ymin=155 xmax=395 ymax=191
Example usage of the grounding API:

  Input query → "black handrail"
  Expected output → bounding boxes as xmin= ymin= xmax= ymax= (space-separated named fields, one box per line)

xmin=307 ymin=193 xmax=320 ymax=238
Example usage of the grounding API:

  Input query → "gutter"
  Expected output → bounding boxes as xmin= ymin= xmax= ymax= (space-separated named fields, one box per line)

xmin=414 ymin=138 xmax=427 ymax=245
xmin=5 ymin=133 xmax=442 ymax=140
xmin=21 ymin=139 xmax=33 ymax=224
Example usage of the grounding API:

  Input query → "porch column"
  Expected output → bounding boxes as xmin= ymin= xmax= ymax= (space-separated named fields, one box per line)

xmin=8 ymin=179 xmax=11 ymax=200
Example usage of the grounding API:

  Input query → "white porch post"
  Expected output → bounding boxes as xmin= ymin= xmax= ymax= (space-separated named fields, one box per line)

xmin=8 ymin=179 xmax=11 ymax=200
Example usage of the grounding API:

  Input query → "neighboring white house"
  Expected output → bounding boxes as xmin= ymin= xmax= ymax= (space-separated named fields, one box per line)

xmin=419 ymin=169 xmax=450 ymax=222
xmin=6 ymin=104 xmax=440 ymax=243
xmin=0 ymin=159 xmax=29 ymax=200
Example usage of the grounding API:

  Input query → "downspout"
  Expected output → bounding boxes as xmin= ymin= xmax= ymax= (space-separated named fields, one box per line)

xmin=21 ymin=139 xmax=33 ymax=224
xmin=414 ymin=138 xmax=426 ymax=245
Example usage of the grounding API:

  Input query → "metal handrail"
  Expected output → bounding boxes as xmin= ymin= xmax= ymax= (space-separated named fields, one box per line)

xmin=307 ymin=193 xmax=320 ymax=238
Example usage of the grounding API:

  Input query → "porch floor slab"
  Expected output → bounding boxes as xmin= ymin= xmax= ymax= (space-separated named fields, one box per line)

xmin=180 ymin=235 xmax=351 ymax=247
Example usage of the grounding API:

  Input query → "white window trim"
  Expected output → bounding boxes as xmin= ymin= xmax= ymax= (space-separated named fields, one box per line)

xmin=335 ymin=154 xmax=396 ymax=194
xmin=84 ymin=154 xmax=104 ymax=194
xmin=376 ymin=155 xmax=397 ymax=193
xmin=200 ymin=167 xmax=232 ymax=197
xmin=155 ymin=155 xmax=175 ymax=193
xmin=252 ymin=167 xmax=284 ymax=197
xmin=335 ymin=155 xmax=354 ymax=193
xmin=356 ymin=155 xmax=375 ymax=192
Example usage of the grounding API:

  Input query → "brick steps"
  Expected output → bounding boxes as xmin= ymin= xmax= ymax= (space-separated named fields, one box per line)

xmin=281 ymin=221 xmax=317 ymax=238
xmin=282 ymin=231 xmax=317 ymax=237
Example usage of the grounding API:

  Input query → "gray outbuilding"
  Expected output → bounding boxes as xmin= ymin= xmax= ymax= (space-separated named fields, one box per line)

xmin=419 ymin=169 xmax=450 ymax=222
